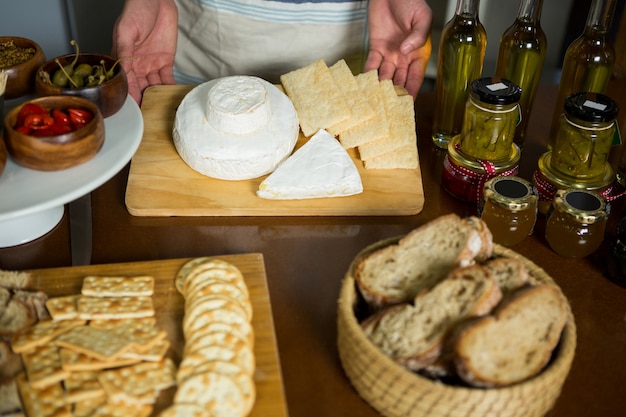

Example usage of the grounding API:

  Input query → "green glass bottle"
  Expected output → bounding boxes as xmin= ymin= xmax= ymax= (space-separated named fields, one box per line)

xmin=495 ymin=0 xmax=546 ymax=148
xmin=432 ymin=0 xmax=486 ymax=150
xmin=548 ymin=0 xmax=617 ymax=148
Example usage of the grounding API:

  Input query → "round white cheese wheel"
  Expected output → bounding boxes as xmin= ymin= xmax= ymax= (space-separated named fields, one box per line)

xmin=206 ymin=76 xmax=272 ymax=135
xmin=173 ymin=76 xmax=299 ymax=181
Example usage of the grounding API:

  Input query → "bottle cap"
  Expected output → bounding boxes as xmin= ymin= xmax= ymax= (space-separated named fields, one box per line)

xmin=564 ymin=92 xmax=619 ymax=122
xmin=470 ymin=77 xmax=522 ymax=105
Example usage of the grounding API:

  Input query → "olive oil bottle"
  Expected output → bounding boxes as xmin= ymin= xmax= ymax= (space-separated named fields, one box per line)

xmin=548 ymin=0 xmax=617 ymax=148
xmin=432 ymin=0 xmax=486 ymax=150
xmin=495 ymin=0 xmax=546 ymax=148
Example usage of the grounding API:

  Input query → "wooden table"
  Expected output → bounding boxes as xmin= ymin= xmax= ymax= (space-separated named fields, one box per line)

xmin=2 ymin=78 xmax=626 ymax=417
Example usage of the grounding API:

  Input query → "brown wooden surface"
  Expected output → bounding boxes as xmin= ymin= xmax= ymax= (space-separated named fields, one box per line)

xmin=125 ymin=85 xmax=424 ymax=217
xmin=2 ymin=78 xmax=626 ymax=417
xmin=25 ymin=253 xmax=288 ymax=417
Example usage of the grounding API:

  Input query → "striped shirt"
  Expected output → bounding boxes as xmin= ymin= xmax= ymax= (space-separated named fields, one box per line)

xmin=174 ymin=0 xmax=369 ymax=84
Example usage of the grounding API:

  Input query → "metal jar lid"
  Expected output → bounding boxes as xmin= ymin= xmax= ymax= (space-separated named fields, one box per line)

xmin=552 ymin=189 xmax=608 ymax=224
xmin=483 ymin=176 xmax=537 ymax=211
xmin=564 ymin=92 xmax=619 ymax=123
xmin=470 ymin=77 xmax=522 ymax=105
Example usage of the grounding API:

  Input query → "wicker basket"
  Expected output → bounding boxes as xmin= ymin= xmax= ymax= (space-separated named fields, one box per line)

xmin=337 ymin=238 xmax=576 ymax=417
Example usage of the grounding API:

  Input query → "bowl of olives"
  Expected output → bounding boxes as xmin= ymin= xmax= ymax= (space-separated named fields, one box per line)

xmin=3 ymin=95 xmax=105 ymax=171
xmin=0 ymin=36 xmax=46 ymax=99
xmin=34 ymin=41 xmax=128 ymax=118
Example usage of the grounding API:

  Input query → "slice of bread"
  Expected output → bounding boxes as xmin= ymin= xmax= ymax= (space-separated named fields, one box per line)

xmin=0 ymin=269 xmax=32 ymax=290
xmin=354 ymin=214 xmax=493 ymax=309
xmin=482 ymin=257 xmax=530 ymax=296
xmin=453 ymin=284 xmax=568 ymax=388
xmin=361 ymin=264 xmax=502 ymax=371
xmin=0 ymin=297 xmax=36 ymax=337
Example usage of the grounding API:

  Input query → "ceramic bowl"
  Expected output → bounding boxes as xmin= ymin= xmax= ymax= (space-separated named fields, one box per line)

xmin=35 ymin=53 xmax=128 ymax=118
xmin=0 ymin=36 xmax=46 ymax=99
xmin=3 ymin=95 xmax=105 ymax=171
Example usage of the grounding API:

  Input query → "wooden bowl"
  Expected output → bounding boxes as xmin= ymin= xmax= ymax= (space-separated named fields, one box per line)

xmin=0 ymin=36 xmax=46 ymax=99
xmin=338 ymin=238 xmax=576 ymax=417
xmin=35 ymin=53 xmax=128 ymax=118
xmin=3 ymin=95 xmax=105 ymax=171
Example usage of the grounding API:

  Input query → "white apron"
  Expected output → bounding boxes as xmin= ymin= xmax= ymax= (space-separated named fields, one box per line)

xmin=174 ymin=0 xmax=369 ymax=84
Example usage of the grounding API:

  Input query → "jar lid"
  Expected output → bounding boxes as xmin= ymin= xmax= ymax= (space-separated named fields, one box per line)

xmin=552 ymin=189 xmax=608 ymax=224
xmin=448 ymin=135 xmax=520 ymax=172
xmin=537 ymin=152 xmax=615 ymax=189
xmin=483 ymin=176 xmax=537 ymax=210
xmin=470 ymin=77 xmax=522 ymax=105
xmin=564 ymin=92 xmax=619 ymax=122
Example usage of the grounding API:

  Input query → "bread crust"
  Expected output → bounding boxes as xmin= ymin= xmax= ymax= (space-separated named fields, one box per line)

xmin=354 ymin=214 xmax=494 ymax=310
xmin=362 ymin=265 xmax=502 ymax=371
xmin=453 ymin=284 xmax=568 ymax=387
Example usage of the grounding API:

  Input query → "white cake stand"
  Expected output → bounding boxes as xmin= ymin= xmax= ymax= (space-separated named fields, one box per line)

xmin=0 ymin=96 xmax=143 ymax=247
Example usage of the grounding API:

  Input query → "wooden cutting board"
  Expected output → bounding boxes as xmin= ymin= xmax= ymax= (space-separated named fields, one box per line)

xmin=26 ymin=253 xmax=288 ymax=417
xmin=125 ymin=85 xmax=424 ymax=216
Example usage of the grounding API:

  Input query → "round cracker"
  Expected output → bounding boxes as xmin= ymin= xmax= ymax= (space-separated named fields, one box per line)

xmin=184 ymin=320 xmax=255 ymax=348
xmin=158 ymin=403 xmax=212 ymax=417
xmin=182 ymin=260 xmax=244 ymax=296
xmin=185 ymin=290 xmax=252 ymax=322
xmin=178 ymin=360 xmax=256 ymax=415
xmin=183 ymin=296 xmax=250 ymax=336
xmin=174 ymin=371 xmax=247 ymax=417
xmin=179 ymin=337 xmax=255 ymax=375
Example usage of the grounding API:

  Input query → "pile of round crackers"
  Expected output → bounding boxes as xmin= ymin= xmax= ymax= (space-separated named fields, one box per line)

xmin=160 ymin=258 xmax=255 ymax=417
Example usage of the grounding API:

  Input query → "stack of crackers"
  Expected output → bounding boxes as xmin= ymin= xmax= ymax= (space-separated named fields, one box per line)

xmin=160 ymin=258 xmax=255 ymax=417
xmin=280 ymin=59 xmax=419 ymax=170
xmin=10 ymin=275 xmax=176 ymax=417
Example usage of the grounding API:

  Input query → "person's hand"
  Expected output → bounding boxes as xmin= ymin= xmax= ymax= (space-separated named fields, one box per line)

xmin=365 ymin=0 xmax=432 ymax=100
xmin=112 ymin=0 xmax=178 ymax=104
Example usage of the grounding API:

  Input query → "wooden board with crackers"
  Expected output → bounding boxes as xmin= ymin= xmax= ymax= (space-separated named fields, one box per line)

xmin=126 ymin=60 xmax=424 ymax=217
xmin=1 ymin=254 xmax=287 ymax=417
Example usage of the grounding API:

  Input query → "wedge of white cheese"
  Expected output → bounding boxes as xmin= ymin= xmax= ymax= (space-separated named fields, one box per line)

xmin=257 ymin=129 xmax=363 ymax=200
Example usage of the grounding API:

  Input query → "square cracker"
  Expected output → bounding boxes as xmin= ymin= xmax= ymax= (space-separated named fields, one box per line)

xmin=77 ymin=295 xmax=154 ymax=320
xmin=63 ymin=371 xmax=105 ymax=403
xmin=326 ymin=59 xmax=375 ymax=136
xmin=21 ymin=344 xmax=69 ymax=389
xmin=60 ymin=348 xmax=140 ymax=372
xmin=55 ymin=325 xmax=133 ymax=361
xmin=45 ymin=295 xmax=80 ymax=320
xmin=338 ymin=70 xmax=390 ymax=148
xmin=280 ymin=59 xmax=351 ymax=137
xmin=17 ymin=374 xmax=71 ymax=417
xmin=11 ymin=319 xmax=85 ymax=353
xmin=358 ymin=81 xmax=417 ymax=161
xmin=81 ymin=276 xmax=155 ymax=297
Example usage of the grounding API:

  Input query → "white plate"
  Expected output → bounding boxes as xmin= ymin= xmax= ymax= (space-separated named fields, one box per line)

xmin=0 ymin=96 xmax=143 ymax=247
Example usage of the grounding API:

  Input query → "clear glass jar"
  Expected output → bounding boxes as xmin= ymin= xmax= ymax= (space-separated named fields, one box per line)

xmin=545 ymin=189 xmax=608 ymax=258
xmin=442 ymin=137 xmax=520 ymax=203
xmin=458 ymin=77 xmax=522 ymax=162
xmin=550 ymin=92 xmax=619 ymax=180
xmin=480 ymin=176 xmax=537 ymax=246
